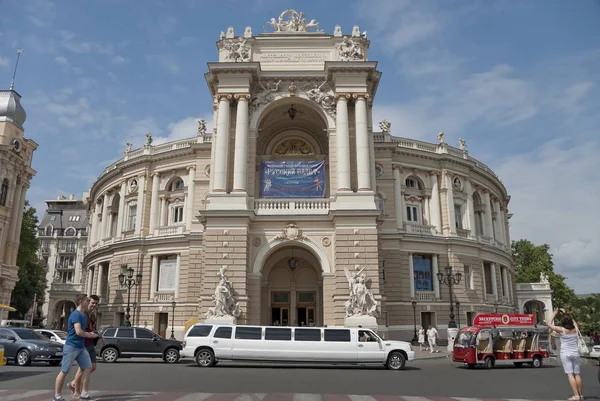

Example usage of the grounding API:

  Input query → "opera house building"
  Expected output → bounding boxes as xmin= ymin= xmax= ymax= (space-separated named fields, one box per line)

xmin=82 ymin=10 xmax=515 ymax=340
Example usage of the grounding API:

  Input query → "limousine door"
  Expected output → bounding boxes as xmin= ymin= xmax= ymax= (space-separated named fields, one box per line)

xmin=211 ymin=326 xmax=234 ymax=360
xmin=357 ymin=331 xmax=386 ymax=363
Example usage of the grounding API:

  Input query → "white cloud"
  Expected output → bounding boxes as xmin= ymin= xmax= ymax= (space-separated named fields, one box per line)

xmin=26 ymin=0 xmax=56 ymax=28
xmin=111 ymin=55 xmax=127 ymax=65
xmin=54 ymin=55 xmax=69 ymax=66
xmin=0 ymin=57 xmax=9 ymax=68
xmin=147 ymin=54 xmax=180 ymax=75
xmin=153 ymin=116 xmax=210 ymax=145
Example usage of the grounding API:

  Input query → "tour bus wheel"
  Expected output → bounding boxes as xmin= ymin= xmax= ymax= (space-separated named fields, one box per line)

xmin=484 ymin=356 xmax=494 ymax=369
xmin=532 ymin=355 xmax=542 ymax=368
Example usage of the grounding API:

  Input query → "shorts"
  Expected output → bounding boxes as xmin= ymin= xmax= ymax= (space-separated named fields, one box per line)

xmin=87 ymin=346 xmax=96 ymax=364
xmin=560 ymin=353 xmax=581 ymax=375
xmin=61 ymin=344 xmax=92 ymax=373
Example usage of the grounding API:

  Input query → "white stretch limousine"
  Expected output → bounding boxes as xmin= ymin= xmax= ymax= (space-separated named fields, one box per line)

xmin=181 ymin=324 xmax=415 ymax=370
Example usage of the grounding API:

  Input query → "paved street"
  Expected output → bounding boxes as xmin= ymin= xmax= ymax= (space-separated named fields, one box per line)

xmin=1 ymin=357 xmax=599 ymax=401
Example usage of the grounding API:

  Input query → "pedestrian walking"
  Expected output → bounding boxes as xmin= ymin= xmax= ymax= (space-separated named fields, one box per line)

xmin=547 ymin=308 xmax=584 ymax=401
xmin=418 ymin=326 xmax=426 ymax=351
xmin=426 ymin=324 xmax=439 ymax=353
xmin=53 ymin=294 xmax=98 ymax=401
xmin=68 ymin=294 xmax=104 ymax=398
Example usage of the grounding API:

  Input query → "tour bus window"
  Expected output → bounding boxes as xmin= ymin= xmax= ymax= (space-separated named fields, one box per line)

xmin=235 ymin=327 xmax=262 ymax=340
xmin=295 ymin=328 xmax=321 ymax=341
xmin=213 ymin=327 xmax=232 ymax=339
xmin=188 ymin=325 xmax=213 ymax=337
xmin=265 ymin=328 xmax=292 ymax=341
xmin=324 ymin=329 xmax=351 ymax=342
xmin=103 ymin=328 xmax=117 ymax=338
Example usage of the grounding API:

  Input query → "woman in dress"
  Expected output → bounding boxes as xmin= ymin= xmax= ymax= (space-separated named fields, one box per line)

xmin=418 ymin=326 xmax=426 ymax=351
xmin=548 ymin=308 xmax=584 ymax=400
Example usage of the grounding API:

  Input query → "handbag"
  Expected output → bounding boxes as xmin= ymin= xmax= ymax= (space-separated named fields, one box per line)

xmin=576 ymin=328 xmax=589 ymax=355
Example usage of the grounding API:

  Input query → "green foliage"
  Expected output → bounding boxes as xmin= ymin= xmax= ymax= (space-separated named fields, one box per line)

xmin=511 ymin=239 xmax=576 ymax=309
xmin=9 ymin=202 xmax=47 ymax=318
xmin=570 ymin=294 xmax=600 ymax=333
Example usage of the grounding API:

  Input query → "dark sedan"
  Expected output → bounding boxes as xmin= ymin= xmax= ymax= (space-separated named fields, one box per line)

xmin=0 ymin=327 xmax=64 ymax=366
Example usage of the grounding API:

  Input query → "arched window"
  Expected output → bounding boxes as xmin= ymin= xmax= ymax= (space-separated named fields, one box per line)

xmin=65 ymin=227 xmax=76 ymax=236
xmin=170 ymin=178 xmax=185 ymax=191
xmin=404 ymin=176 xmax=423 ymax=190
xmin=45 ymin=225 xmax=53 ymax=236
xmin=376 ymin=193 xmax=385 ymax=211
xmin=0 ymin=179 xmax=9 ymax=206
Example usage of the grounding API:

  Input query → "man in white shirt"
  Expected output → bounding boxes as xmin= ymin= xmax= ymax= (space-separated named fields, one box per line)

xmin=426 ymin=325 xmax=439 ymax=353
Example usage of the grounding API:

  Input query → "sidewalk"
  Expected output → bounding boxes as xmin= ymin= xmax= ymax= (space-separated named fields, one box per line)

xmin=413 ymin=348 xmax=451 ymax=360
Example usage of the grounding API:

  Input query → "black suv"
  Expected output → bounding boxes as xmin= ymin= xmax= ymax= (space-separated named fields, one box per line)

xmin=96 ymin=326 xmax=182 ymax=364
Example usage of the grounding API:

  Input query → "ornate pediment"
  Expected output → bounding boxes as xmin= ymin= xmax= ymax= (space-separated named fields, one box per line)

xmin=275 ymin=223 xmax=307 ymax=241
xmin=273 ymin=138 xmax=314 ymax=156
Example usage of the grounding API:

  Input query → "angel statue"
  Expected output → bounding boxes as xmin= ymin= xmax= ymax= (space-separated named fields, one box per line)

xmin=206 ymin=266 xmax=241 ymax=318
xmin=197 ymin=119 xmax=207 ymax=135
xmin=539 ymin=271 xmax=549 ymax=284
xmin=437 ymin=131 xmax=445 ymax=144
xmin=344 ymin=266 xmax=378 ymax=317
xmin=379 ymin=119 xmax=391 ymax=133
xmin=144 ymin=132 xmax=153 ymax=147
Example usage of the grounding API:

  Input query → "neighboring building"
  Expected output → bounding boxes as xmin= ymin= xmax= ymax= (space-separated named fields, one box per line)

xmin=516 ymin=273 xmax=553 ymax=324
xmin=37 ymin=195 xmax=88 ymax=330
xmin=83 ymin=10 xmax=516 ymax=340
xmin=0 ymin=85 xmax=38 ymax=319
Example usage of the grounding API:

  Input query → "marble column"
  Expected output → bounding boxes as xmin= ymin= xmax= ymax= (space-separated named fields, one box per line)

xmin=8 ymin=183 xmax=22 ymax=242
xmin=116 ymin=181 xmax=127 ymax=236
xmin=465 ymin=180 xmax=476 ymax=236
xmin=135 ymin=175 xmax=145 ymax=235
xmin=392 ymin=166 xmax=404 ymax=230
xmin=233 ymin=94 xmax=250 ymax=192
xmin=482 ymin=190 xmax=494 ymax=239
xmin=429 ymin=172 xmax=442 ymax=233
xmin=150 ymin=256 xmax=159 ymax=300
xmin=481 ymin=262 xmax=487 ymax=298
xmin=185 ymin=166 xmax=196 ymax=231
xmin=490 ymin=263 xmax=498 ymax=301
xmin=149 ymin=173 xmax=160 ymax=232
xmin=86 ymin=267 xmax=94 ymax=295
xmin=335 ymin=95 xmax=351 ymax=191
xmin=497 ymin=203 xmax=506 ymax=244
xmin=159 ymin=196 xmax=167 ymax=226
xmin=424 ymin=196 xmax=431 ymax=225
xmin=444 ymin=172 xmax=456 ymax=234
xmin=92 ymin=202 xmax=101 ymax=243
xmin=354 ymin=94 xmax=371 ymax=191
xmin=96 ymin=263 xmax=104 ymax=296
xmin=432 ymin=255 xmax=440 ymax=299
xmin=213 ymin=95 xmax=232 ymax=192
xmin=501 ymin=266 xmax=509 ymax=300
xmin=493 ymin=200 xmax=502 ymax=242
xmin=208 ymin=98 xmax=218 ymax=192
xmin=100 ymin=193 xmax=110 ymax=240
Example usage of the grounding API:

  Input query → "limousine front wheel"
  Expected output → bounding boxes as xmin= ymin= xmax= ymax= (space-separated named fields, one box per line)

xmin=195 ymin=349 xmax=216 ymax=367
xmin=386 ymin=351 xmax=406 ymax=370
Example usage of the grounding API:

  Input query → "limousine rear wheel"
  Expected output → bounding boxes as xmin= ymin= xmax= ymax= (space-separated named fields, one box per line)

xmin=386 ymin=351 xmax=406 ymax=370
xmin=195 ymin=349 xmax=215 ymax=367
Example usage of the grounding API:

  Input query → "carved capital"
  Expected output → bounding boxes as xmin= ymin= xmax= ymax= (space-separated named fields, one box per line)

xmin=429 ymin=170 xmax=440 ymax=176
xmin=151 ymin=172 xmax=161 ymax=179
xmin=234 ymin=93 xmax=251 ymax=101
xmin=392 ymin=165 xmax=403 ymax=172
xmin=352 ymin=93 xmax=370 ymax=100
xmin=216 ymin=94 xmax=233 ymax=102
xmin=334 ymin=93 xmax=352 ymax=100
xmin=186 ymin=165 xmax=196 ymax=171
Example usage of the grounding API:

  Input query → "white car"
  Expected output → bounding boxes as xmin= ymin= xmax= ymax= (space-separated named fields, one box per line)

xmin=589 ymin=345 xmax=600 ymax=359
xmin=181 ymin=324 xmax=415 ymax=370
xmin=35 ymin=329 xmax=67 ymax=345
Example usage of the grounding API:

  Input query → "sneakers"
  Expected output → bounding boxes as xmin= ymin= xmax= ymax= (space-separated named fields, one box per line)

xmin=53 ymin=396 xmax=66 ymax=401
xmin=79 ymin=393 xmax=96 ymax=400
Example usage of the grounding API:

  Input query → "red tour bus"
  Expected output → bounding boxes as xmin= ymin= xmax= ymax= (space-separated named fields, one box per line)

xmin=452 ymin=313 xmax=550 ymax=369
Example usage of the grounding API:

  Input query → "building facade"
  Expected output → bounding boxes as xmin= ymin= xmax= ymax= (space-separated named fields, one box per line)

xmin=37 ymin=195 xmax=89 ymax=330
xmin=0 ymin=87 xmax=37 ymax=318
xmin=83 ymin=10 xmax=516 ymax=340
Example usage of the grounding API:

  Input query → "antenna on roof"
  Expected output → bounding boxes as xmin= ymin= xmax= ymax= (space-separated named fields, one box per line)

xmin=9 ymin=49 xmax=24 ymax=91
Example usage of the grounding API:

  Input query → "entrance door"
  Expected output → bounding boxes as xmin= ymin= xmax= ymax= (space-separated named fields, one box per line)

xmin=421 ymin=312 xmax=434 ymax=332
xmin=271 ymin=292 xmax=290 ymax=326
xmin=157 ymin=313 xmax=168 ymax=338
xmin=297 ymin=292 xmax=316 ymax=326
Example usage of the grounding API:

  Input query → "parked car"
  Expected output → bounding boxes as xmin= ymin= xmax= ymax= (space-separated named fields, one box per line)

xmin=0 ymin=343 xmax=5 ymax=367
xmin=0 ymin=327 xmax=63 ymax=366
xmin=96 ymin=326 xmax=182 ymax=364
xmin=589 ymin=345 xmax=600 ymax=359
xmin=35 ymin=329 xmax=67 ymax=345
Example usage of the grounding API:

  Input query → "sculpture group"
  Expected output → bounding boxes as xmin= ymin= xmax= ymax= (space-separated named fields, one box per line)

xmin=344 ymin=267 xmax=378 ymax=317
xmin=206 ymin=267 xmax=241 ymax=319
xmin=267 ymin=10 xmax=319 ymax=32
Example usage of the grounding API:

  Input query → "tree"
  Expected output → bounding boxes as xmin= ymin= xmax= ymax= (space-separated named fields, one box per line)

xmin=512 ymin=239 xmax=576 ymax=309
xmin=570 ymin=294 xmax=600 ymax=334
xmin=9 ymin=202 xmax=47 ymax=318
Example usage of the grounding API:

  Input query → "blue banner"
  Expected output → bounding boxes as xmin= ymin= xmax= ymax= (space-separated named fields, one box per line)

xmin=260 ymin=161 xmax=326 ymax=198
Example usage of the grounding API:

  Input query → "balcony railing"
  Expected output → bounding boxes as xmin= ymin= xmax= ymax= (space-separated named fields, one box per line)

xmin=404 ymin=223 xmax=436 ymax=236
xmin=416 ymin=291 xmax=436 ymax=301
xmin=154 ymin=291 xmax=175 ymax=302
xmin=155 ymin=225 xmax=184 ymax=236
xmin=254 ymin=199 xmax=330 ymax=215
xmin=50 ymin=282 xmax=81 ymax=292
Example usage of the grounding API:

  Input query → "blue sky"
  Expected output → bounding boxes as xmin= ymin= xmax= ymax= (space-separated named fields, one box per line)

xmin=1 ymin=0 xmax=599 ymax=293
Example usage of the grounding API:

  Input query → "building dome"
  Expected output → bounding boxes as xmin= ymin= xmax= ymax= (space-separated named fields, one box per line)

xmin=0 ymin=90 xmax=27 ymax=128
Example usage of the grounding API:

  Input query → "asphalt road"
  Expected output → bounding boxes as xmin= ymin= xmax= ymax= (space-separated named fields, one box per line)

xmin=1 ymin=357 xmax=599 ymax=399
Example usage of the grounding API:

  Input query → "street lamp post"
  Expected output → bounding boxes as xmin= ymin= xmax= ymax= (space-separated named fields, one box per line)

xmin=436 ymin=266 xmax=462 ymax=329
xmin=170 ymin=299 xmax=177 ymax=340
xmin=118 ymin=265 xmax=142 ymax=327
xmin=455 ymin=301 xmax=461 ymax=328
xmin=411 ymin=301 xmax=418 ymax=343
xmin=493 ymin=302 xmax=498 ymax=314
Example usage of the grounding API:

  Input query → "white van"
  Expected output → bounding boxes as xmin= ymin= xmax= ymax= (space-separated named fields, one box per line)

xmin=181 ymin=324 xmax=415 ymax=370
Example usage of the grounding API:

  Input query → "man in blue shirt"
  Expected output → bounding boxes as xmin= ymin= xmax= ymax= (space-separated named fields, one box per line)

xmin=53 ymin=293 xmax=98 ymax=401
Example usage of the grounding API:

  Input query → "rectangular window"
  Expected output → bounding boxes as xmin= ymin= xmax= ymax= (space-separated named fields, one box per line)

xmin=324 ymin=329 xmax=351 ymax=342
xmin=116 ymin=328 xmax=134 ymax=338
xmin=102 ymin=328 xmax=117 ymax=338
xmin=158 ymin=257 xmax=177 ymax=291
xmin=294 ymin=328 xmax=321 ymax=342
xmin=272 ymin=292 xmax=289 ymax=303
xmin=483 ymin=263 xmax=493 ymax=294
xmin=213 ymin=327 xmax=232 ymax=339
xmin=298 ymin=292 xmax=315 ymax=303
xmin=455 ymin=204 xmax=463 ymax=229
xmin=235 ymin=327 xmax=262 ymax=340
xmin=188 ymin=325 xmax=213 ymax=337
xmin=127 ymin=204 xmax=137 ymax=231
xmin=135 ymin=329 xmax=155 ymax=339
xmin=406 ymin=205 xmax=419 ymax=223
xmin=265 ymin=328 xmax=292 ymax=341
xmin=475 ymin=212 xmax=484 ymax=235
xmin=464 ymin=266 xmax=473 ymax=290
xmin=413 ymin=255 xmax=433 ymax=292
xmin=172 ymin=206 xmax=184 ymax=224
